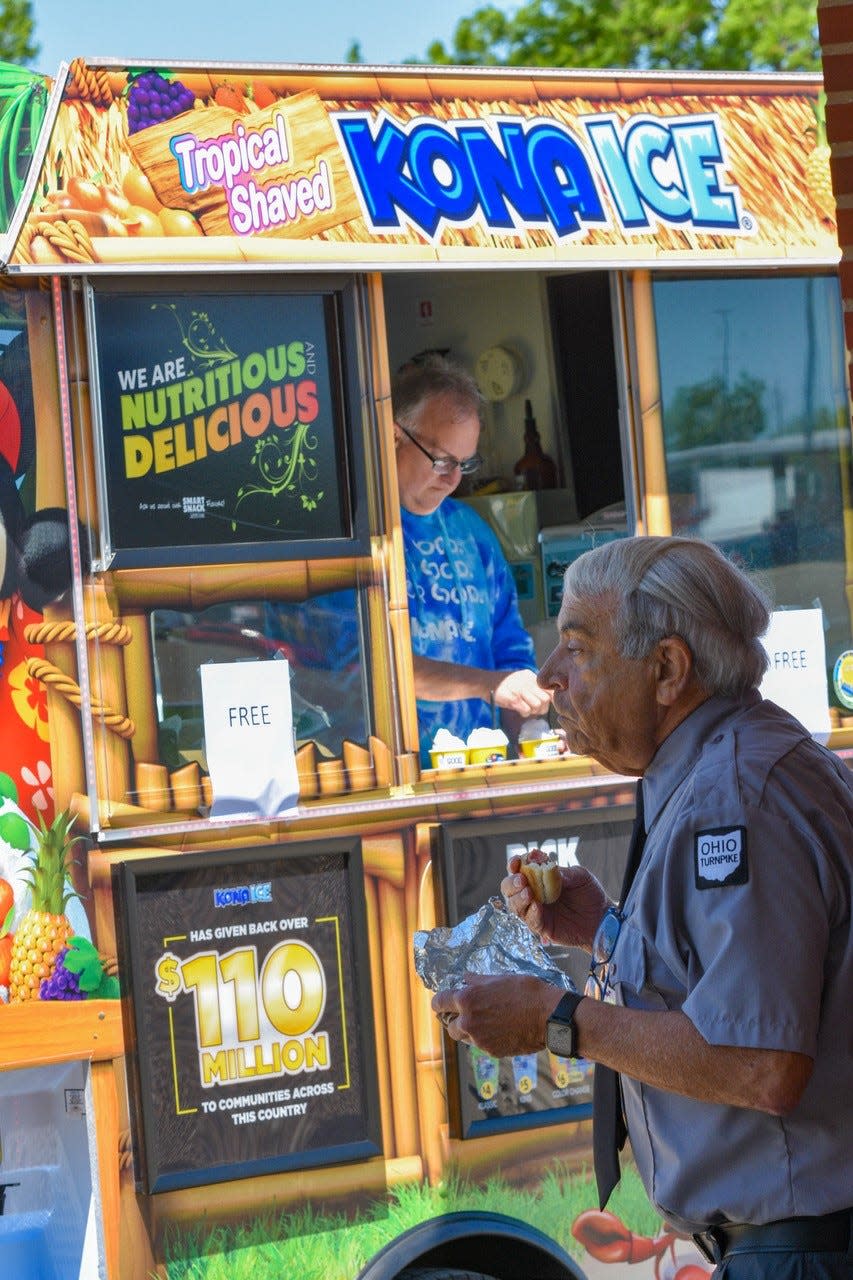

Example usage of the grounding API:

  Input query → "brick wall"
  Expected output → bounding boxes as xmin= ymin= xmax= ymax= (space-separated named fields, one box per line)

xmin=819 ymin=0 xmax=853 ymax=415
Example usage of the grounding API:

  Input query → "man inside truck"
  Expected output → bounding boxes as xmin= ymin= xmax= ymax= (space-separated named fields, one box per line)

xmin=433 ymin=535 xmax=852 ymax=1278
xmin=392 ymin=356 xmax=551 ymax=765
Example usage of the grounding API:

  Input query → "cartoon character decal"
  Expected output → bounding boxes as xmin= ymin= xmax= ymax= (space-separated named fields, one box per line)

xmin=0 ymin=331 xmax=77 ymax=821
xmin=572 ymin=1210 xmax=712 ymax=1278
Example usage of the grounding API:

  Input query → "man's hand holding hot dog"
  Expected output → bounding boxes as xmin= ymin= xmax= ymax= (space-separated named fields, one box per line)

xmin=502 ymin=860 xmax=610 ymax=952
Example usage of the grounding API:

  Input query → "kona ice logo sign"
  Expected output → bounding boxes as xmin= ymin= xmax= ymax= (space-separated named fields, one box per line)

xmin=333 ymin=108 xmax=749 ymax=243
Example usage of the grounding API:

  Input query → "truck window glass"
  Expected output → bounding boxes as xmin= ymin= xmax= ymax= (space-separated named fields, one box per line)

xmin=652 ymin=273 xmax=852 ymax=709
xmin=151 ymin=590 xmax=367 ymax=770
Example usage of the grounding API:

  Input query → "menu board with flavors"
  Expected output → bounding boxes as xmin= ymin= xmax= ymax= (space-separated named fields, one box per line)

xmin=117 ymin=839 xmax=380 ymax=1192
xmin=436 ymin=807 xmax=633 ymax=1139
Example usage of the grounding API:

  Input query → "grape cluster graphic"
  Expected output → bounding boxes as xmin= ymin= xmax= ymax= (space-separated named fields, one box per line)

xmin=127 ymin=71 xmax=194 ymax=134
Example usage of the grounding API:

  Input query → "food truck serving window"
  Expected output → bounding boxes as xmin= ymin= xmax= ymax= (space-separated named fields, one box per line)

xmin=86 ymin=276 xmax=369 ymax=568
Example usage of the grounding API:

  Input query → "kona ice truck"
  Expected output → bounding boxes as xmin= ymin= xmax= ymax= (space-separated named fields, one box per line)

xmin=0 ymin=53 xmax=850 ymax=1280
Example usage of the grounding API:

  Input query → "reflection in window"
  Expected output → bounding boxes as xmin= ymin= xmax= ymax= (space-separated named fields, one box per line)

xmin=151 ymin=589 xmax=368 ymax=772
xmin=652 ymin=274 xmax=852 ymax=708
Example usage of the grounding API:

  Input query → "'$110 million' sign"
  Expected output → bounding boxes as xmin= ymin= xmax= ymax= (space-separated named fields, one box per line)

xmin=154 ymin=941 xmax=331 ymax=1086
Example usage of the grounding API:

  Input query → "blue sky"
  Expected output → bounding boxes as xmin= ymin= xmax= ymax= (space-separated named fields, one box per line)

xmin=30 ymin=0 xmax=495 ymax=76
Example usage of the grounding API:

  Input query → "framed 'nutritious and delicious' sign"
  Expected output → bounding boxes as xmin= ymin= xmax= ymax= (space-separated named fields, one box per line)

xmin=116 ymin=838 xmax=380 ymax=1192
xmin=87 ymin=276 xmax=369 ymax=568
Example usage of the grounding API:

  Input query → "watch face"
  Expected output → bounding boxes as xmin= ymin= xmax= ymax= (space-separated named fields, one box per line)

xmin=546 ymin=1016 xmax=576 ymax=1060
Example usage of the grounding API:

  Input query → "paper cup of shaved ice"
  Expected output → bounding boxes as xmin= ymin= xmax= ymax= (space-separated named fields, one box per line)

xmin=518 ymin=718 xmax=564 ymax=759
xmin=466 ymin=726 xmax=509 ymax=764
xmin=429 ymin=729 xmax=469 ymax=769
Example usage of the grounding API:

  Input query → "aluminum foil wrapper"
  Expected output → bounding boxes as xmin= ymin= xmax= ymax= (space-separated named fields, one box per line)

xmin=413 ymin=897 xmax=576 ymax=1001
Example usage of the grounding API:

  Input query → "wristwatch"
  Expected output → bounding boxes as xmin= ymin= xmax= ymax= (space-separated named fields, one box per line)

xmin=546 ymin=991 xmax=586 ymax=1059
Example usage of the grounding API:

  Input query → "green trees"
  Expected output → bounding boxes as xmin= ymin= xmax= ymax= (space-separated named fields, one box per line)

xmin=665 ymin=374 xmax=767 ymax=452
xmin=424 ymin=0 xmax=820 ymax=72
xmin=0 ymin=0 xmax=37 ymax=65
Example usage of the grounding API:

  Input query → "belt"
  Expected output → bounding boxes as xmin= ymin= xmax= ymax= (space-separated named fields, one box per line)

xmin=693 ymin=1208 xmax=852 ymax=1264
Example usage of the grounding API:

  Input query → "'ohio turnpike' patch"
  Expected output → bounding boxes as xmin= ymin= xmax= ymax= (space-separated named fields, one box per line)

xmin=694 ymin=826 xmax=748 ymax=889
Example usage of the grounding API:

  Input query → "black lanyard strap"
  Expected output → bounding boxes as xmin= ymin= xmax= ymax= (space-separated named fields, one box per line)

xmin=592 ymin=779 xmax=646 ymax=1209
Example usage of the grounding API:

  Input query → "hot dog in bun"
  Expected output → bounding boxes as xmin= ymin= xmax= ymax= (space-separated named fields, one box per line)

xmin=518 ymin=848 xmax=562 ymax=904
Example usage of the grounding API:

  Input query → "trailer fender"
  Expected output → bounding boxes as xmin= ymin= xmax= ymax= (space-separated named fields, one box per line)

xmin=356 ymin=1210 xmax=587 ymax=1280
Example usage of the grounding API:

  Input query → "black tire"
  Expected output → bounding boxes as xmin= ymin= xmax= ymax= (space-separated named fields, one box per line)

xmin=398 ymin=1271 xmax=501 ymax=1280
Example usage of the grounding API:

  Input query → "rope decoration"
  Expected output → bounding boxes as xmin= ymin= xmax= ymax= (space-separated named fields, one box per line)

xmin=25 ymin=657 xmax=136 ymax=740
xmin=67 ymin=58 xmax=115 ymax=107
xmin=37 ymin=218 xmax=96 ymax=264
xmin=17 ymin=215 xmax=98 ymax=266
xmin=24 ymin=620 xmax=132 ymax=647
xmin=118 ymin=1129 xmax=134 ymax=1171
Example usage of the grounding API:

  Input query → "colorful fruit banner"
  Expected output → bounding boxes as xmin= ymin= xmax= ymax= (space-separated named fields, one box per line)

xmin=118 ymin=839 xmax=380 ymax=1192
xmin=4 ymin=61 xmax=838 ymax=270
xmin=89 ymin=283 xmax=360 ymax=567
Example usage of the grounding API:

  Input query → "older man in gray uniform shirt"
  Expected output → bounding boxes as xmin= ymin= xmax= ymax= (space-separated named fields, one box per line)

xmin=432 ymin=536 xmax=853 ymax=1279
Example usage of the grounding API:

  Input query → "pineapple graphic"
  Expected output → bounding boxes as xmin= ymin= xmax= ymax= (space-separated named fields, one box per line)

xmin=8 ymin=810 xmax=80 ymax=1003
xmin=805 ymin=91 xmax=835 ymax=223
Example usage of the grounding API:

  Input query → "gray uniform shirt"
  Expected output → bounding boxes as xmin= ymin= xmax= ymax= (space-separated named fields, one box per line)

xmin=612 ymin=692 xmax=852 ymax=1235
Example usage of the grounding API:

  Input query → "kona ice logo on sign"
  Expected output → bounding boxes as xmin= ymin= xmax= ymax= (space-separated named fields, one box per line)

xmin=333 ymin=108 xmax=748 ymax=243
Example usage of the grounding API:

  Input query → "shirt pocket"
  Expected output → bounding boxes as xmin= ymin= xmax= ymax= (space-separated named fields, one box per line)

xmin=610 ymin=919 xmax=670 ymax=1012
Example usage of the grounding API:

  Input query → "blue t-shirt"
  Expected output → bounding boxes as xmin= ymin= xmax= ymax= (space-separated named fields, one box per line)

xmin=402 ymin=499 xmax=536 ymax=764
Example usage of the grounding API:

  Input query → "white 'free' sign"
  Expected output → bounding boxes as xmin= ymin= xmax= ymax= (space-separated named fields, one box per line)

xmin=759 ymin=608 xmax=830 ymax=741
xmin=200 ymin=658 xmax=299 ymax=818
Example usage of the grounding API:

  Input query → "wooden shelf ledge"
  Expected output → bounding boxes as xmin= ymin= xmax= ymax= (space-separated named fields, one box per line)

xmin=0 ymin=1000 xmax=124 ymax=1071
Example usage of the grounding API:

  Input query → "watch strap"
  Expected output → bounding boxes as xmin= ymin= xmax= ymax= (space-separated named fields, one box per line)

xmin=546 ymin=989 xmax=585 ymax=1057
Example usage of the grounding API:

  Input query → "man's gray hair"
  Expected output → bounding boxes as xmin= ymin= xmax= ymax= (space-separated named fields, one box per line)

xmin=564 ymin=536 xmax=772 ymax=696
xmin=392 ymin=354 xmax=483 ymax=432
